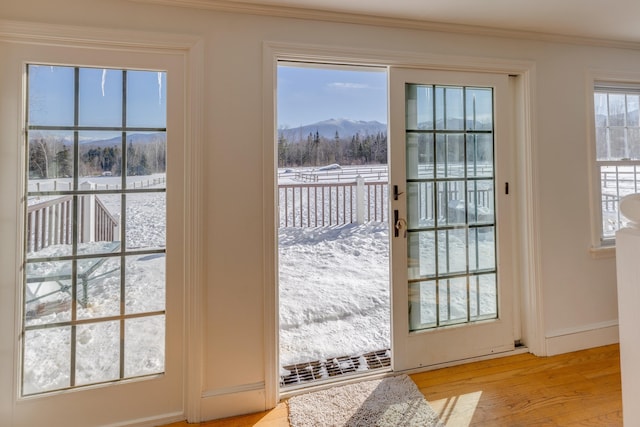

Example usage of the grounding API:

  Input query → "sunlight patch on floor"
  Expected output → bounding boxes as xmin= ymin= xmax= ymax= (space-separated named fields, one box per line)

xmin=429 ymin=390 xmax=482 ymax=426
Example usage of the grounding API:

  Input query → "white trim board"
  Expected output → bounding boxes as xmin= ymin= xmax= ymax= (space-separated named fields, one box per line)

xmin=200 ymin=387 xmax=267 ymax=421
xmin=545 ymin=320 xmax=619 ymax=356
xmin=104 ymin=411 xmax=185 ymax=427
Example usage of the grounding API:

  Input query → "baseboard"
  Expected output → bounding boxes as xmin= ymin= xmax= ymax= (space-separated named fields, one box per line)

xmin=200 ymin=383 xmax=266 ymax=421
xmin=105 ymin=411 xmax=185 ymax=427
xmin=545 ymin=320 xmax=619 ymax=356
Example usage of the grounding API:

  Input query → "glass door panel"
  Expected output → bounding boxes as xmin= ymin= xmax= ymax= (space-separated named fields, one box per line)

xmin=390 ymin=68 xmax=514 ymax=371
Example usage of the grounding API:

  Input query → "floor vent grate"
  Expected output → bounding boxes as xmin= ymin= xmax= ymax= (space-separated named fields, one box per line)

xmin=280 ymin=349 xmax=391 ymax=388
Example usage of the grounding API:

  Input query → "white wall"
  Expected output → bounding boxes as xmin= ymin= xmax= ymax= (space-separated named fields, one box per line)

xmin=0 ymin=0 xmax=629 ymax=421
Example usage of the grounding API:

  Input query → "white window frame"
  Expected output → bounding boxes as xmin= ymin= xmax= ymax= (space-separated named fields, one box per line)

xmin=588 ymin=74 xmax=640 ymax=252
xmin=22 ymin=64 xmax=170 ymax=396
xmin=0 ymin=20 xmax=205 ymax=425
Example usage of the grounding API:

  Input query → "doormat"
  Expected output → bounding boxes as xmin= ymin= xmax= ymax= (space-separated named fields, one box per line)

xmin=287 ymin=374 xmax=444 ymax=427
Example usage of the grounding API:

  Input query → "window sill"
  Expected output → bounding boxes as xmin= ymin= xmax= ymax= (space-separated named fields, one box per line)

xmin=589 ymin=245 xmax=616 ymax=259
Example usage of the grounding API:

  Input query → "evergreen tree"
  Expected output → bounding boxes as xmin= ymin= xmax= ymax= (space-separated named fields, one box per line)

xmin=55 ymin=146 xmax=72 ymax=177
xmin=29 ymin=139 xmax=48 ymax=178
xmin=278 ymin=134 xmax=288 ymax=168
xmin=101 ymin=146 xmax=115 ymax=173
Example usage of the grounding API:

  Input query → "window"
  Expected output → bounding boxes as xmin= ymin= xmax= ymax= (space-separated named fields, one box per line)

xmin=593 ymin=83 xmax=640 ymax=244
xmin=23 ymin=65 xmax=167 ymax=395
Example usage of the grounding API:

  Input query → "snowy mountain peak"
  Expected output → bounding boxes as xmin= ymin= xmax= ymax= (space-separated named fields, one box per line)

xmin=279 ymin=118 xmax=387 ymax=142
xmin=319 ymin=118 xmax=379 ymax=126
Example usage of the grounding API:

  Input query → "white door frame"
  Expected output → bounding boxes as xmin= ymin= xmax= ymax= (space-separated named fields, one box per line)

xmin=0 ymin=20 xmax=205 ymax=425
xmin=262 ymin=40 xmax=544 ymax=407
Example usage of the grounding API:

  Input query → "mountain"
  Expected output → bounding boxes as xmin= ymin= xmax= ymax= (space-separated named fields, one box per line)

xmin=278 ymin=118 xmax=387 ymax=142
xmin=81 ymin=133 xmax=166 ymax=148
xmin=28 ymin=131 xmax=166 ymax=148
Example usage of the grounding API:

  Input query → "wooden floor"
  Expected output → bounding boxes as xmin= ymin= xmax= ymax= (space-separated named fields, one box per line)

xmin=163 ymin=344 xmax=622 ymax=426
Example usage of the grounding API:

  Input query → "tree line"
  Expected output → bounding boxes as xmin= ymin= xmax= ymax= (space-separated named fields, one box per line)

xmin=28 ymin=135 xmax=167 ymax=179
xmin=277 ymin=131 xmax=387 ymax=167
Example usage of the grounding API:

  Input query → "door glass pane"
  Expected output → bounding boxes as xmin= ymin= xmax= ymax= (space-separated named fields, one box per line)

xmin=23 ymin=326 xmax=71 ymax=395
xmin=477 ymin=274 xmax=498 ymax=319
xmin=126 ymin=71 xmax=167 ymax=128
xmin=124 ymin=315 xmax=165 ymax=377
xmin=78 ymin=131 xmax=123 ymax=184
xmin=76 ymin=257 xmax=121 ymax=320
xmin=406 ymin=85 xmax=433 ymax=130
xmin=467 ymin=133 xmax=493 ymax=177
xmin=125 ymin=254 xmax=165 ymax=315
xmin=437 ymin=229 xmax=467 ymax=275
xmin=406 ymin=182 xmax=434 ymax=229
xmin=25 ymin=260 xmax=73 ymax=326
xmin=467 ymin=180 xmax=494 ymax=225
xmin=435 ymin=86 xmax=464 ymax=130
xmin=406 ymin=83 xmax=497 ymax=333
xmin=409 ymin=281 xmax=437 ymax=330
xmin=79 ymin=68 xmax=123 ymax=127
xmin=407 ymin=230 xmax=435 ymax=279
xmin=75 ymin=321 xmax=120 ymax=385
xmin=439 ymin=277 xmax=467 ymax=326
xmin=26 ymin=195 xmax=74 ymax=258
xmin=28 ymin=65 xmax=75 ymax=127
xmin=469 ymin=226 xmax=496 ymax=271
xmin=439 ymin=181 xmax=466 ymax=226
xmin=28 ymin=130 xmax=74 ymax=183
xmin=406 ymin=133 xmax=434 ymax=180
xmin=125 ymin=192 xmax=166 ymax=250
xmin=23 ymin=64 xmax=167 ymax=396
xmin=466 ymin=88 xmax=493 ymax=130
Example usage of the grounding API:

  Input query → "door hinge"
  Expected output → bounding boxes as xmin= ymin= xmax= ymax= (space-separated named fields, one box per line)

xmin=505 ymin=182 xmax=509 ymax=195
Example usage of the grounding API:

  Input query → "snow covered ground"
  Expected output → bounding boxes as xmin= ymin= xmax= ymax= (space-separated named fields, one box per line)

xmin=24 ymin=175 xmax=166 ymax=395
xmin=278 ymin=222 xmax=390 ymax=368
xmin=277 ymin=221 xmax=497 ymax=371
xmin=277 ymin=165 xmax=497 ymax=375
xmin=23 ymin=168 xmax=497 ymax=393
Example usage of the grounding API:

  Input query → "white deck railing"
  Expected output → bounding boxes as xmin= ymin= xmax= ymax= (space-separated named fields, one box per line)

xmin=278 ymin=179 xmax=494 ymax=228
xmin=27 ymin=194 xmax=119 ymax=253
xmin=278 ymin=180 xmax=388 ymax=228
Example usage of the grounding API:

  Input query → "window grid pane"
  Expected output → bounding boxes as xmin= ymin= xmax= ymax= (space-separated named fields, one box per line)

xmin=23 ymin=64 xmax=167 ymax=395
xmin=594 ymin=86 xmax=640 ymax=242
xmin=599 ymin=163 xmax=640 ymax=239
xmin=406 ymin=83 xmax=498 ymax=332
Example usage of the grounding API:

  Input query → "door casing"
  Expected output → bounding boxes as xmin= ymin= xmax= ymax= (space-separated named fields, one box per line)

xmin=263 ymin=41 xmax=542 ymax=407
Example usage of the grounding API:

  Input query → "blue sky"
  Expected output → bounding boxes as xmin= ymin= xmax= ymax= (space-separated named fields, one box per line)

xmin=277 ymin=64 xmax=388 ymax=129
xmin=28 ymin=65 xmax=166 ymax=130
xmin=29 ymin=64 xmax=387 ymax=132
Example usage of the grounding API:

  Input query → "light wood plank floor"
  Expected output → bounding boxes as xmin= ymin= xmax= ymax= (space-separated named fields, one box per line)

xmin=163 ymin=344 xmax=621 ymax=426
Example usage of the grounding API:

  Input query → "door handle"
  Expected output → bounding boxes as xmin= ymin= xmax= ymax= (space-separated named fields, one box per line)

xmin=393 ymin=209 xmax=407 ymax=238
xmin=393 ymin=185 xmax=404 ymax=200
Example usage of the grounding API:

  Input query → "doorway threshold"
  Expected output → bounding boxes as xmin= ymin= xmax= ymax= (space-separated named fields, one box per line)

xmin=280 ymin=348 xmax=391 ymax=390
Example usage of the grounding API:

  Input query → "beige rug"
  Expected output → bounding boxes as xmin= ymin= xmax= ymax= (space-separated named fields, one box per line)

xmin=287 ymin=374 xmax=444 ymax=426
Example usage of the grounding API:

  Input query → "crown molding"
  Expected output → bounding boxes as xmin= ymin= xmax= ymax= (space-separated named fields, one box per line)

xmin=0 ymin=19 xmax=200 ymax=50
xmin=129 ymin=0 xmax=640 ymax=51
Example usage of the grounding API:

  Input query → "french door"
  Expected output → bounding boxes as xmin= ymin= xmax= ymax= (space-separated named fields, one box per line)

xmin=389 ymin=68 xmax=515 ymax=371
xmin=0 ymin=37 xmax=187 ymax=426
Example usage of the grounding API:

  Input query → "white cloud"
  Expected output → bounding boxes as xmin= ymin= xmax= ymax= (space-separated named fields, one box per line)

xmin=328 ymin=82 xmax=369 ymax=89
